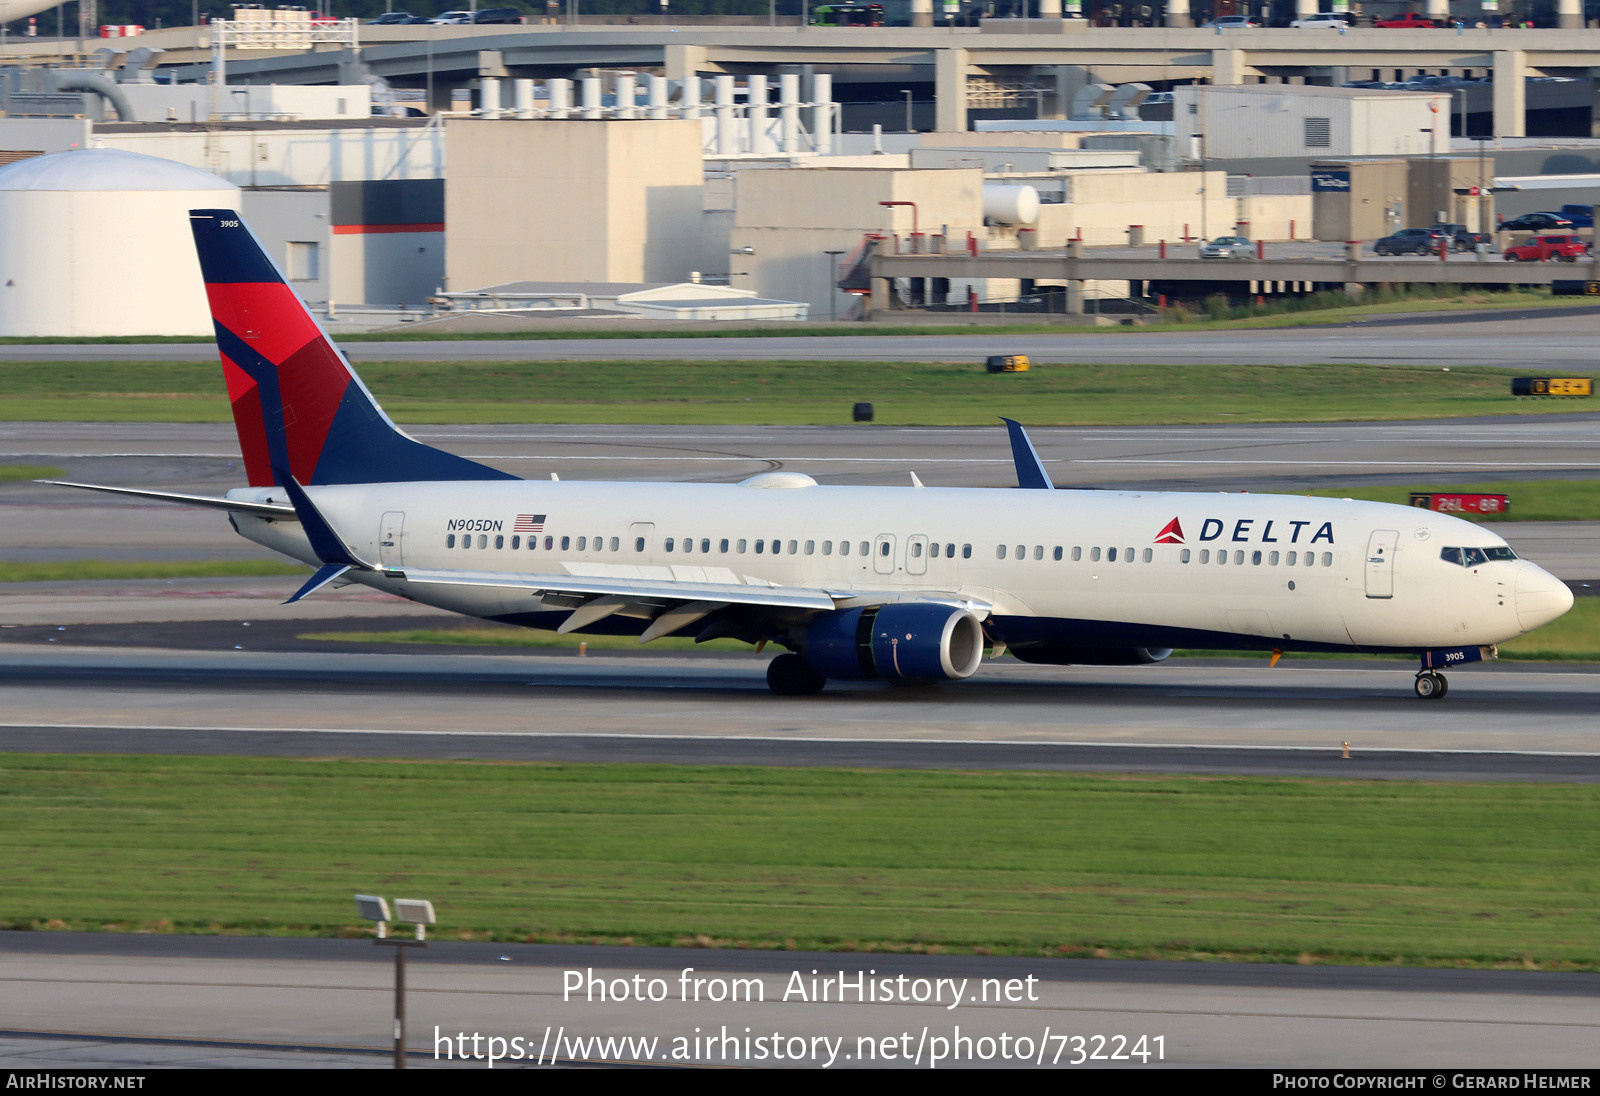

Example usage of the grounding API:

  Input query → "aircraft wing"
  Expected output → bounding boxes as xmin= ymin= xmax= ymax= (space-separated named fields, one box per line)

xmin=395 ymin=568 xmax=992 ymax=642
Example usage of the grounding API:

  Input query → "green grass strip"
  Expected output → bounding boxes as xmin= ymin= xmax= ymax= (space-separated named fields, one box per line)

xmin=0 ymin=465 xmax=62 ymax=482
xmin=3 ymin=756 xmax=1599 ymax=969
xmin=1 ymin=360 xmax=1593 ymax=427
xmin=0 ymin=560 xmax=308 ymax=584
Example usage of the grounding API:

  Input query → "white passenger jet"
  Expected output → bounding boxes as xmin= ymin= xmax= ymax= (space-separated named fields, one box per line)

xmin=51 ymin=210 xmax=1575 ymax=698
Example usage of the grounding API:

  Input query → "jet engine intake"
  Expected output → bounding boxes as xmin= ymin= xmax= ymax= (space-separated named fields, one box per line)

xmin=803 ymin=603 xmax=985 ymax=683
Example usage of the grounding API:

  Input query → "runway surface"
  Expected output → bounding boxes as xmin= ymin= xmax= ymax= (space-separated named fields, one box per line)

xmin=5 ymin=308 xmax=1600 ymax=367
xmin=2 ymin=644 xmax=1599 ymax=774
xmin=3 ymin=934 xmax=1596 ymax=1069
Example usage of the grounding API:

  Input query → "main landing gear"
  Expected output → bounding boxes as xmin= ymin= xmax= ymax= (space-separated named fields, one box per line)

xmin=767 ymin=652 xmax=827 ymax=696
xmin=1414 ymin=671 xmax=1449 ymax=700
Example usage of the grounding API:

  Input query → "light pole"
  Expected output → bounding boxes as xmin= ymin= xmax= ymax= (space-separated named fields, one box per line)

xmin=902 ymin=89 xmax=914 ymax=132
xmin=824 ymin=249 xmax=844 ymax=321
xmin=357 ymin=894 xmax=436 ymax=1070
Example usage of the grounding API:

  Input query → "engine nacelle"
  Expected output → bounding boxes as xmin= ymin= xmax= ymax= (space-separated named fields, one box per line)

xmin=803 ymin=603 xmax=985 ymax=683
xmin=1008 ymin=644 xmax=1173 ymax=666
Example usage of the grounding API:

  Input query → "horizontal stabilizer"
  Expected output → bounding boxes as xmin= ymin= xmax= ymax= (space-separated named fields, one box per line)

xmin=42 ymin=481 xmax=297 ymax=519
xmin=277 ymin=472 xmax=375 ymax=570
xmin=284 ymin=563 xmax=352 ymax=604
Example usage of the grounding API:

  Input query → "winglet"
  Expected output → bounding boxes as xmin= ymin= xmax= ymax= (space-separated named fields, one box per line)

xmin=277 ymin=471 xmax=374 ymax=569
xmin=1000 ymin=418 xmax=1054 ymax=491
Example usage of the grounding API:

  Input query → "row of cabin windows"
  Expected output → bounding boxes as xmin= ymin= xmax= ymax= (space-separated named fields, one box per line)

xmin=439 ymin=534 xmax=1336 ymax=569
xmin=994 ymin=544 xmax=1336 ymax=568
xmin=1187 ymin=548 xmax=1333 ymax=567
xmin=443 ymin=533 xmax=978 ymax=559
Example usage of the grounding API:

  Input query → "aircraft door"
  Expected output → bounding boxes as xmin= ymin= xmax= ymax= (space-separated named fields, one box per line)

xmin=873 ymin=534 xmax=896 ymax=575
xmin=1365 ymin=529 xmax=1398 ymax=599
xmin=379 ymin=511 xmax=406 ymax=567
xmin=906 ymin=535 xmax=929 ymax=576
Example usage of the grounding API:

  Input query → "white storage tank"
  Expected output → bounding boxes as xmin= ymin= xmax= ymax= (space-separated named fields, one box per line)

xmin=982 ymin=183 xmax=1040 ymax=226
xmin=0 ymin=148 xmax=240 ymax=337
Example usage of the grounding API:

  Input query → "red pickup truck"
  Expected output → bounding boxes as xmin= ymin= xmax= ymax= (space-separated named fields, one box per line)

xmin=1503 ymin=235 xmax=1591 ymax=262
xmin=1373 ymin=13 xmax=1438 ymax=26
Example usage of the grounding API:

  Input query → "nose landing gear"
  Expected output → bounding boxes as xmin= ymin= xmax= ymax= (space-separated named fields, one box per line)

xmin=1414 ymin=671 xmax=1449 ymax=700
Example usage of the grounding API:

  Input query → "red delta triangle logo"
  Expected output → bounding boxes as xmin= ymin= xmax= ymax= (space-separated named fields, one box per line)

xmin=1153 ymin=518 xmax=1185 ymax=544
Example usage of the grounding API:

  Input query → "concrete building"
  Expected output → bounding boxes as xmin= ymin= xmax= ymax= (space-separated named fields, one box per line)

xmin=1176 ymin=84 xmax=1450 ymax=161
xmin=444 ymin=118 xmax=708 ymax=291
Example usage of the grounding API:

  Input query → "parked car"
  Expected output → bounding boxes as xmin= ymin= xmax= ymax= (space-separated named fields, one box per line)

xmin=1198 ymin=236 xmax=1254 ymax=259
xmin=1558 ymin=204 xmax=1594 ymax=228
xmin=1504 ymin=235 xmax=1591 ymax=262
xmin=1372 ymin=228 xmax=1448 ymax=256
xmin=1499 ymin=212 xmax=1574 ymax=232
xmin=1202 ymin=15 xmax=1260 ymax=28
xmin=1289 ymin=13 xmax=1352 ymax=28
xmin=1432 ymin=223 xmax=1493 ymax=252
xmin=1373 ymin=13 xmax=1437 ymax=27
xmin=473 ymin=7 xmax=525 ymax=22
xmin=428 ymin=10 xmax=476 ymax=23
xmin=366 ymin=11 xmax=414 ymax=23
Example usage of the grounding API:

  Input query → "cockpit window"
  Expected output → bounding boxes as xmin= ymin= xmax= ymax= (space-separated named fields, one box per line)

xmin=1441 ymin=546 xmax=1517 ymax=567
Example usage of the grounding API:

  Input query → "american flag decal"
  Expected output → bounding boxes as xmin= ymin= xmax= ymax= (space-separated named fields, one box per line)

xmin=514 ymin=513 xmax=546 ymax=534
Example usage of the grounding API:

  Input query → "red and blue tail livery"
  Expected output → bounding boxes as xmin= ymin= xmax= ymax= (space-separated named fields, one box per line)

xmin=188 ymin=209 xmax=515 ymax=488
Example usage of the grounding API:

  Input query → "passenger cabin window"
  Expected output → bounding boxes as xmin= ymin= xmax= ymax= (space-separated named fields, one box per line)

xmin=996 ymin=545 xmax=1007 ymax=560
xmin=962 ymin=544 xmax=971 ymax=559
xmin=611 ymin=537 xmax=620 ymax=552
xmin=446 ymin=534 xmax=456 ymax=548
xmin=636 ymin=537 xmax=646 ymax=552
xmin=1053 ymin=546 xmax=1063 ymax=561
xmin=560 ymin=536 xmax=570 ymax=550
xmin=911 ymin=542 xmax=922 ymax=558
xmin=879 ymin=542 xmax=891 ymax=557
xmin=1143 ymin=548 xmax=1153 ymax=563
xmin=860 ymin=542 xmax=869 ymax=556
xmin=1180 ymin=548 xmax=1191 ymax=563
xmin=737 ymin=539 xmax=747 ymax=553
xmin=1072 ymin=547 xmax=1082 ymax=561
xmin=823 ymin=541 xmax=833 ymax=555
xmin=664 ymin=538 xmax=675 ymax=552
xmin=720 ymin=539 xmax=730 ymax=553
xmin=544 ymin=536 xmax=553 ymax=550
xmin=701 ymin=539 xmax=711 ymax=553
xmin=1108 ymin=547 xmax=1118 ymax=562
xmin=478 ymin=535 xmax=487 ymax=549
xmin=755 ymin=540 xmax=765 ymax=554
xmin=1033 ymin=546 xmax=1043 ymax=561
xmin=495 ymin=535 xmax=504 ymax=549
xmin=1090 ymin=547 xmax=1101 ymax=562
xmin=946 ymin=543 xmax=956 ymax=557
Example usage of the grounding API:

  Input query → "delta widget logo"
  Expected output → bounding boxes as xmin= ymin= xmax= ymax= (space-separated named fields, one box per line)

xmin=1153 ymin=518 xmax=1185 ymax=545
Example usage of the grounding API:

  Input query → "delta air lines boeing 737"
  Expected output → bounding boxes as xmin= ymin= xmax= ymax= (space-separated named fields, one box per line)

xmin=53 ymin=211 xmax=1575 ymax=698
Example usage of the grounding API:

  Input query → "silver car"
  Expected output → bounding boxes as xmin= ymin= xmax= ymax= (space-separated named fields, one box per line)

xmin=1197 ymin=236 xmax=1254 ymax=259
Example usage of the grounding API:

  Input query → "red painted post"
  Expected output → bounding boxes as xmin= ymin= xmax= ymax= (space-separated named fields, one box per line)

xmin=1289 ymin=219 xmax=1296 ymax=239
xmin=1183 ymin=223 xmax=1190 ymax=242
xmin=967 ymin=287 xmax=978 ymax=313
xmin=1159 ymin=240 xmax=1167 ymax=258
xmin=1439 ymin=239 xmax=1448 ymax=261
xmin=1256 ymin=239 xmax=1264 ymax=260
xmin=1158 ymin=293 xmax=1167 ymax=308
xmin=967 ymin=232 xmax=977 ymax=257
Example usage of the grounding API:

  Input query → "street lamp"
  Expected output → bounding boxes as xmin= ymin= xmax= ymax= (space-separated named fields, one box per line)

xmin=357 ymin=893 xmax=436 ymax=1069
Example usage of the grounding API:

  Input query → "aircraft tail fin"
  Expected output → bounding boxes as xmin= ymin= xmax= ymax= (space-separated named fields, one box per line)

xmin=188 ymin=209 xmax=517 ymax=488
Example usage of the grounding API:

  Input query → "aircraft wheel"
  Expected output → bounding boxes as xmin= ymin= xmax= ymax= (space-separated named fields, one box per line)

xmin=1413 ymin=672 xmax=1446 ymax=700
xmin=767 ymin=652 xmax=826 ymax=696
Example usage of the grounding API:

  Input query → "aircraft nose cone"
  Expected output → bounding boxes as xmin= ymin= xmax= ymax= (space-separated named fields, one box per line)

xmin=1515 ymin=564 xmax=1574 ymax=631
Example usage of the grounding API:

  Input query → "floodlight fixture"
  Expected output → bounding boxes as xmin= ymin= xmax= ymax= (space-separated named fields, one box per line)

xmin=394 ymin=898 xmax=436 ymax=938
xmin=355 ymin=893 xmax=391 ymax=936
